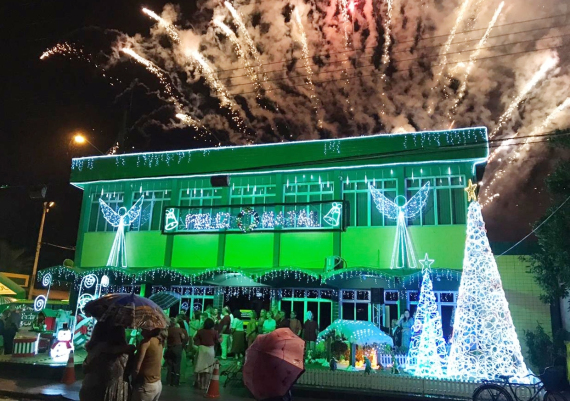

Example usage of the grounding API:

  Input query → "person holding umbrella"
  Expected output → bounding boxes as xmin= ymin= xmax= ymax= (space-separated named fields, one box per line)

xmin=83 ymin=293 xmax=169 ymax=401
xmin=244 ymin=328 xmax=305 ymax=401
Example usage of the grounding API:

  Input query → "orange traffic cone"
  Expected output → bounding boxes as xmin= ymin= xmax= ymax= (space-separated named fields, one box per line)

xmin=61 ymin=351 xmax=76 ymax=385
xmin=205 ymin=360 xmax=220 ymax=398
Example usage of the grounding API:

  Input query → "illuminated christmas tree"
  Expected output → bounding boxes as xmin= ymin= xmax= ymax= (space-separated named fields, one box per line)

xmin=448 ymin=198 xmax=529 ymax=382
xmin=406 ymin=254 xmax=448 ymax=379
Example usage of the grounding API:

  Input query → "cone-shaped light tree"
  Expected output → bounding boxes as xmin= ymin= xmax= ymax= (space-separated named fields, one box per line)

xmin=406 ymin=254 xmax=448 ymax=378
xmin=448 ymin=193 xmax=529 ymax=382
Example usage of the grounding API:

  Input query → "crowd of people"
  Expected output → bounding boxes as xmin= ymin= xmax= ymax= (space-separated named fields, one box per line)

xmin=80 ymin=305 xmax=320 ymax=401
xmin=0 ymin=305 xmax=21 ymax=355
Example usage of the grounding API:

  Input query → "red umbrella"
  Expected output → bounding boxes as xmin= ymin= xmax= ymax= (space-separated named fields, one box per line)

xmin=243 ymin=328 xmax=305 ymax=400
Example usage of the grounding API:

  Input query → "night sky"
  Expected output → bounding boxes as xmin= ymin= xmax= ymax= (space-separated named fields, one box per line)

xmin=0 ymin=0 xmax=559 ymax=272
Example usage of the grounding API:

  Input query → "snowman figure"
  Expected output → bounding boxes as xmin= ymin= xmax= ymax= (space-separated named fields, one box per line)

xmin=51 ymin=323 xmax=74 ymax=362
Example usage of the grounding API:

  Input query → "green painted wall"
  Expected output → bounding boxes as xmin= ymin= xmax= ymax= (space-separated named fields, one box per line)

xmin=126 ymin=232 xmax=167 ymax=268
xmin=171 ymin=236 xmax=220 ymax=268
xmin=81 ymin=232 xmax=117 ymax=267
xmin=408 ymin=225 xmax=466 ymax=269
xmin=225 ymin=233 xmax=274 ymax=268
xmin=341 ymin=227 xmax=397 ymax=268
xmin=279 ymin=232 xmax=333 ymax=269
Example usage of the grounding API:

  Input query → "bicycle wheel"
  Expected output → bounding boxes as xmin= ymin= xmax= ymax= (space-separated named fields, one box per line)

xmin=473 ymin=384 xmax=514 ymax=401
xmin=545 ymin=391 xmax=569 ymax=401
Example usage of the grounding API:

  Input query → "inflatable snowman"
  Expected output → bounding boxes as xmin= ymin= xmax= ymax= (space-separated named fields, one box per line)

xmin=51 ymin=323 xmax=74 ymax=362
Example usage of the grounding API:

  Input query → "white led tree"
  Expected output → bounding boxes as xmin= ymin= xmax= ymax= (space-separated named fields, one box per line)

xmin=448 ymin=199 xmax=529 ymax=382
xmin=406 ymin=254 xmax=448 ymax=379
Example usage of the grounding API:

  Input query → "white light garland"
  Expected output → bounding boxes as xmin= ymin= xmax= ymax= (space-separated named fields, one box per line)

xmin=447 ymin=202 xmax=530 ymax=383
xmin=406 ymin=254 xmax=448 ymax=379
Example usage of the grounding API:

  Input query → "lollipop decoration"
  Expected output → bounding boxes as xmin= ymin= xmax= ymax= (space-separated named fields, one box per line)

xmin=34 ymin=273 xmax=53 ymax=312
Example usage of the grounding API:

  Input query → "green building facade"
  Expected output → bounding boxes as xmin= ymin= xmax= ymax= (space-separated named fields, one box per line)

xmin=60 ymin=127 xmax=490 ymax=335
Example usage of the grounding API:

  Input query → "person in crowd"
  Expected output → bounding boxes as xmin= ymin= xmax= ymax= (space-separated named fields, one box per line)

xmin=176 ymin=314 xmax=189 ymax=333
xmin=397 ymin=309 xmax=414 ymax=352
xmin=391 ymin=319 xmax=402 ymax=348
xmin=189 ymin=311 xmax=202 ymax=337
xmin=230 ymin=310 xmax=246 ymax=362
xmin=193 ymin=318 xmax=221 ymax=390
xmin=277 ymin=311 xmax=290 ymax=329
xmin=246 ymin=310 xmax=258 ymax=348
xmin=0 ymin=310 xmax=6 ymax=354
xmin=289 ymin=311 xmax=302 ymax=336
xmin=1 ymin=309 xmax=17 ymax=355
xmin=218 ymin=307 xmax=232 ymax=360
xmin=262 ymin=311 xmax=277 ymax=334
xmin=165 ymin=319 xmax=188 ymax=387
xmin=303 ymin=311 xmax=318 ymax=355
xmin=211 ymin=308 xmax=220 ymax=324
xmin=274 ymin=310 xmax=284 ymax=327
xmin=131 ymin=328 xmax=165 ymax=401
xmin=8 ymin=305 xmax=21 ymax=329
xmin=32 ymin=311 xmax=46 ymax=331
xmin=79 ymin=321 xmax=135 ymax=401
xmin=258 ymin=309 xmax=266 ymax=329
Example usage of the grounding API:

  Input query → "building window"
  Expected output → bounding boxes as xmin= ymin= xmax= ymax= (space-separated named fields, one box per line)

xmin=343 ymin=179 xmax=398 ymax=226
xmin=406 ymin=176 xmax=466 ymax=226
xmin=170 ymin=286 xmax=216 ymax=315
xmin=180 ymin=188 xmax=223 ymax=211
xmin=230 ymin=184 xmax=276 ymax=205
xmin=384 ymin=290 xmax=400 ymax=327
xmin=340 ymin=290 xmax=371 ymax=321
xmin=279 ymin=288 xmax=335 ymax=330
xmin=131 ymin=190 xmax=171 ymax=231
xmin=88 ymin=192 xmax=125 ymax=232
xmin=283 ymin=181 xmax=334 ymax=226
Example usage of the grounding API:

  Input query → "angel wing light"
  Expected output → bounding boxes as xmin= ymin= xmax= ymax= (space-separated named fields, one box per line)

xmin=98 ymin=196 xmax=144 ymax=268
xmin=369 ymin=182 xmax=431 ymax=269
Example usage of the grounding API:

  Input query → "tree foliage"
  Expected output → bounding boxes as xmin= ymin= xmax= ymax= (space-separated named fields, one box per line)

xmin=526 ymin=129 xmax=570 ymax=302
xmin=524 ymin=323 xmax=567 ymax=373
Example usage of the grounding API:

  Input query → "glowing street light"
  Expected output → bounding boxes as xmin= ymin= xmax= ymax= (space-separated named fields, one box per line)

xmin=71 ymin=133 xmax=104 ymax=155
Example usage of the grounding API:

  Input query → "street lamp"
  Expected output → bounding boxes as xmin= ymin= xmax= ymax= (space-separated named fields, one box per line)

xmin=28 ymin=201 xmax=55 ymax=300
xmin=71 ymin=133 xmax=104 ymax=155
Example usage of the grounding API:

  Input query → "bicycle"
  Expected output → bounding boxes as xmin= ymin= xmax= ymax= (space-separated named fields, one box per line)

xmin=473 ymin=367 xmax=568 ymax=401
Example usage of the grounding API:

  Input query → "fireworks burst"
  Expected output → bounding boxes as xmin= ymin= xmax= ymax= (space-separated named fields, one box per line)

xmin=293 ymin=9 xmax=322 ymax=129
xmin=40 ymin=0 xmax=570 ymax=210
xmin=490 ymin=56 xmax=558 ymax=138
xmin=142 ymin=7 xmax=180 ymax=43
xmin=449 ymin=2 xmax=504 ymax=119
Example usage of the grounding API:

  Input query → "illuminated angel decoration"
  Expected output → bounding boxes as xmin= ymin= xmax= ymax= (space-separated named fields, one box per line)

xmin=98 ymin=196 xmax=144 ymax=268
xmin=369 ymin=182 xmax=431 ymax=269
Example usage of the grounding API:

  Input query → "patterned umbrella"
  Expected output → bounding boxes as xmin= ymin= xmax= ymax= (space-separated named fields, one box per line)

xmin=243 ymin=328 xmax=305 ymax=400
xmin=84 ymin=293 xmax=168 ymax=330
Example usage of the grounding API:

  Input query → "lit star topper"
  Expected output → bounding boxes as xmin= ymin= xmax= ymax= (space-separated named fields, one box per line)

xmin=464 ymin=179 xmax=478 ymax=202
xmin=419 ymin=253 xmax=435 ymax=273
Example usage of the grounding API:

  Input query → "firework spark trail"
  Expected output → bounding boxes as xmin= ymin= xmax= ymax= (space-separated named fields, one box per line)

xmin=338 ymin=0 xmax=350 ymax=46
xmin=381 ymin=0 xmax=393 ymax=66
xmin=427 ymin=0 xmax=473 ymax=115
xmin=40 ymin=43 xmax=85 ymax=60
xmin=490 ymin=56 xmax=558 ymax=138
xmin=293 ymin=9 xmax=322 ymax=129
xmin=188 ymin=50 xmax=250 ymax=138
xmin=448 ymin=2 xmax=504 ymax=119
xmin=142 ymin=7 xmax=180 ymax=44
xmin=487 ymin=96 xmax=570 ymax=163
xmin=121 ymin=48 xmax=202 ymax=131
xmin=214 ymin=19 xmax=263 ymax=97
xmin=224 ymin=1 xmax=269 ymax=84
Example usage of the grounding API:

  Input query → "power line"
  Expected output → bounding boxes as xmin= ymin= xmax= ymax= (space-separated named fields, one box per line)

xmin=215 ymin=12 xmax=570 ymax=74
xmin=223 ymin=23 xmax=570 ymax=80
xmin=224 ymin=33 xmax=570 ymax=89
xmin=497 ymin=194 xmax=570 ymax=257
xmin=230 ymin=43 xmax=570 ymax=95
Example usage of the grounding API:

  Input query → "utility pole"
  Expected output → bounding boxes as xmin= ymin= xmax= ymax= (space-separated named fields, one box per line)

xmin=28 ymin=201 xmax=53 ymax=299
